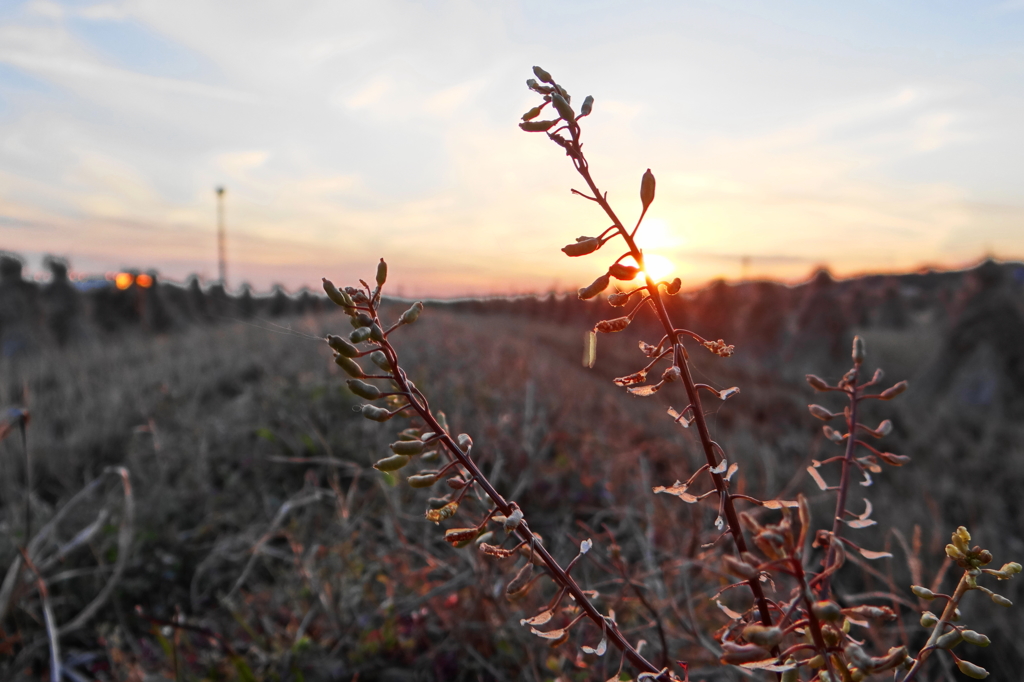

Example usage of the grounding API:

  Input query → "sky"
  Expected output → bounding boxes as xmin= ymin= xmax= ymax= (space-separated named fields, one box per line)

xmin=3 ymin=0 xmax=1024 ymax=296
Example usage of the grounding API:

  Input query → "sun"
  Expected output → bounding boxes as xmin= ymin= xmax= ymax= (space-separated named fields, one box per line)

xmin=620 ymin=253 xmax=675 ymax=283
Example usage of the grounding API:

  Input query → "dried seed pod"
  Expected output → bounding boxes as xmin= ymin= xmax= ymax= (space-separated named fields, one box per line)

xmin=808 ymin=404 xmax=836 ymax=421
xmin=504 ymin=508 xmax=524 ymax=534
xmin=594 ymin=316 xmax=631 ymax=333
xmin=806 ymin=374 xmax=831 ymax=391
xmin=520 ymin=119 xmax=559 ymax=132
xmin=562 ymin=237 xmax=601 ymax=257
xmin=425 ymin=501 xmax=458 ymax=524
xmin=399 ymin=301 xmax=424 ymax=324
xmin=390 ymin=440 xmax=425 ymax=456
xmin=327 ymin=334 xmax=359 ymax=357
xmin=532 ymin=66 xmax=553 ymax=84
xmin=361 ymin=405 xmax=392 ymax=422
xmin=347 ymin=379 xmax=381 ymax=400
xmin=879 ymin=380 xmax=909 ymax=400
xmin=551 ymin=93 xmax=574 ymax=122
xmin=375 ymin=258 xmax=388 ymax=287
xmin=408 ymin=473 xmax=439 ymax=488
xmin=480 ymin=543 xmax=517 ymax=558
xmin=373 ymin=454 xmax=409 ymax=471
xmin=852 ymin=335 xmax=866 ymax=364
xmin=335 ymin=355 xmax=365 ymax=378
xmin=812 ymin=600 xmax=843 ymax=622
xmin=369 ymin=350 xmax=391 ymax=370
xmin=447 ymin=476 xmax=467 ymax=489
xmin=607 ymin=291 xmax=632 ymax=306
xmin=350 ymin=327 xmax=372 ymax=343
xmin=322 ymin=278 xmax=354 ymax=308
xmin=935 ymin=629 xmax=963 ymax=649
xmin=580 ymin=95 xmax=594 ymax=116
xmin=444 ymin=527 xmax=481 ymax=545
xmin=742 ymin=625 xmax=783 ymax=648
xmin=955 ymin=660 xmax=989 ymax=679
xmin=640 ymin=168 xmax=656 ymax=212
xmin=506 ymin=561 xmax=535 ymax=599
xmin=608 ymin=263 xmax=639 ymax=280
xmin=578 ymin=273 xmax=610 ymax=300
xmin=961 ymin=630 xmax=991 ymax=647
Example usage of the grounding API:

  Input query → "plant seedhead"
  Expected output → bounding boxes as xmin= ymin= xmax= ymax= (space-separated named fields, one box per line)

xmin=399 ymin=301 xmax=424 ymax=324
xmin=335 ymin=355 xmax=365 ymax=378
xmin=347 ymin=379 xmax=381 ymax=400
xmin=390 ymin=440 xmax=424 ymax=456
xmin=852 ymin=335 xmax=866 ymax=364
xmin=879 ymin=380 xmax=909 ymax=400
xmin=408 ymin=473 xmax=439 ymax=488
xmin=376 ymin=258 xmax=388 ymax=287
xmin=374 ymin=454 xmax=410 ymax=472
xmin=640 ymin=169 xmax=656 ymax=211
xmin=956 ymin=660 xmax=990 ymax=679
xmin=578 ymin=273 xmax=610 ymax=300
xmin=562 ymin=237 xmax=601 ymax=257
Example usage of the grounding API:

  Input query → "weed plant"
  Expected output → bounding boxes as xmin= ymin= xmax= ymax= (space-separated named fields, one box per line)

xmin=320 ymin=68 xmax=1020 ymax=681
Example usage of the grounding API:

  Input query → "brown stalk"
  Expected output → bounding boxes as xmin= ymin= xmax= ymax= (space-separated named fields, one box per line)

xmin=901 ymin=571 xmax=971 ymax=682
xmin=820 ymin=369 xmax=860 ymax=597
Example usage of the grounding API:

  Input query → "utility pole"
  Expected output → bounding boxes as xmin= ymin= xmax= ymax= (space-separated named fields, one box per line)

xmin=216 ymin=186 xmax=227 ymax=288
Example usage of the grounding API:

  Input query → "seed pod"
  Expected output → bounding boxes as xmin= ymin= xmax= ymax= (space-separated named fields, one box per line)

xmin=852 ymin=336 xmax=866 ymax=364
xmin=869 ymin=646 xmax=909 ymax=673
xmin=351 ymin=311 xmax=373 ymax=328
xmin=347 ymin=379 xmax=381 ymax=400
xmin=522 ymin=106 xmax=543 ymax=121
xmin=506 ymin=561 xmax=535 ymax=600
xmin=665 ymin=277 xmax=682 ymax=295
xmin=935 ymin=629 xmax=963 ymax=649
xmin=369 ymin=350 xmax=391 ymax=370
xmin=369 ymin=323 xmax=384 ymax=342
xmin=640 ymin=168 xmax=656 ymax=212
xmin=961 ymin=630 xmax=991 ymax=647
xmin=444 ymin=527 xmax=481 ymax=545
xmin=595 ymin=316 xmax=631 ymax=334
xmin=350 ymin=327 xmax=372 ymax=343
xmin=390 ymin=440 xmax=425 ymax=456
xmin=447 ymin=476 xmax=467 ymax=489
xmin=322 ymin=278 xmax=354 ymax=308
xmin=399 ymin=301 xmax=424 ymax=324
xmin=520 ymin=119 xmax=559 ymax=132
xmin=408 ymin=473 xmax=439 ymax=488
xmin=480 ymin=543 xmax=517 ymax=558
xmin=504 ymin=508 xmax=524 ymax=534
xmin=375 ymin=258 xmax=388 ymax=287
xmin=956 ymin=660 xmax=989 ymax=679
xmin=580 ymin=95 xmax=594 ymax=116
xmin=806 ymin=374 xmax=831 ymax=391
xmin=335 ymin=355 xmax=365 ymax=378
xmin=608 ymin=263 xmax=640 ymax=280
xmin=843 ymin=605 xmax=896 ymax=621
xmin=361 ymin=404 xmax=392 ymax=422
xmin=878 ymin=451 xmax=911 ymax=466
xmin=327 ymin=334 xmax=359 ymax=357
xmin=875 ymin=419 xmax=893 ymax=436
xmin=911 ymin=585 xmax=935 ymax=600
xmin=562 ymin=237 xmax=601 ymax=257
xmin=879 ymin=380 xmax=909 ymax=400
xmin=551 ymin=93 xmax=574 ymax=122
xmin=578 ymin=273 xmax=611 ymax=300
xmin=1001 ymin=562 xmax=1022 ymax=576
xmin=532 ymin=66 xmax=554 ymax=84
xmin=719 ymin=642 xmax=771 ymax=665
xmin=742 ymin=625 xmax=783 ymax=648
xmin=420 ymin=450 xmax=440 ymax=463
xmin=374 ymin=454 xmax=409 ymax=471
xmin=812 ymin=600 xmax=843 ymax=622
xmin=991 ymin=592 xmax=1012 ymax=607
xmin=722 ymin=554 xmax=759 ymax=580
xmin=807 ymin=404 xmax=835 ymax=421
xmin=425 ymin=500 xmax=458 ymax=523
xmin=608 ymin=291 xmax=631 ymax=306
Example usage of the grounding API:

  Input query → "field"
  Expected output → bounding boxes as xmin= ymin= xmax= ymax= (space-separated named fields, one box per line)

xmin=2 ymin=260 xmax=1024 ymax=680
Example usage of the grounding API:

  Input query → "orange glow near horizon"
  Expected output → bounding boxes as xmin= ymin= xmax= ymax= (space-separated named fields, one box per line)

xmin=114 ymin=272 xmax=133 ymax=290
xmin=136 ymin=273 xmax=153 ymax=288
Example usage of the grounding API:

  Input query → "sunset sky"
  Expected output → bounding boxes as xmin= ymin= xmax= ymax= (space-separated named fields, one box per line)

xmin=3 ymin=0 xmax=1024 ymax=296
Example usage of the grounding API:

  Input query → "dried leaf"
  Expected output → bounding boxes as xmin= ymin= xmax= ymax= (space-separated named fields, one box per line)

xmin=581 ymin=637 xmax=608 ymax=656
xmin=847 ymin=519 xmax=877 ymax=529
xmin=711 ymin=459 xmax=728 ymax=474
xmin=879 ymin=452 xmax=911 ymax=467
xmin=715 ymin=600 xmax=745 ymax=620
xmin=580 ymin=538 xmax=593 ymax=554
xmin=583 ymin=330 xmax=597 ymax=368
xmin=719 ymin=386 xmax=740 ymax=400
xmin=739 ymin=660 xmax=797 ymax=672
xmin=652 ymin=481 xmax=699 ymax=503
xmin=627 ymin=383 xmax=662 ymax=397
xmin=807 ymin=466 xmax=829 ymax=491
xmin=761 ymin=499 xmax=800 ymax=510
xmin=480 ymin=543 xmax=517 ymax=558
xmin=530 ymin=627 xmax=566 ymax=640
xmin=860 ymin=470 xmax=874 ymax=487
xmin=613 ymin=370 xmax=648 ymax=387
xmin=857 ymin=547 xmax=893 ymax=560
xmin=667 ymin=406 xmax=691 ymax=428
xmin=520 ymin=611 xmax=553 ymax=626
xmin=725 ymin=463 xmax=739 ymax=481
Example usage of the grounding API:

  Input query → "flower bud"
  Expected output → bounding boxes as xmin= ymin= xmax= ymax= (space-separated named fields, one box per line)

xmin=520 ymin=119 xmax=559 ymax=132
xmin=956 ymin=660 xmax=989 ymax=679
xmin=522 ymin=106 xmax=543 ymax=121
xmin=335 ymin=355 xmax=365 ymax=378
xmin=322 ymin=278 xmax=354 ymax=308
xmin=369 ymin=323 xmax=384 ymax=342
xmin=551 ymin=93 xmax=574 ymax=122
xmin=808 ymin=404 xmax=836 ymax=421
xmin=578 ymin=273 xmax=610 ymax=300
xmin=580 ymin=95 xmax=594 ymax=116
xmin=361 ymin=404 xmax=392 ymax=422
xmin=879 ymin=381 xmax=908 ymax=400
xmin=806 ymin=374 xmax=831 ymax=391
xmin=852 ymin=336 xmax=866 ymax=364
xmin=935 ymin=629 xmax=963 ymax=649
xmin=742 ymin=625 xmax=783 ymax=648
xmin=532 ymin=66 xmax=553 ymax=84
xmin=374 ymin=454 xmax=409 ymax=471
xmin=920 ymin=611 xmax=938 ymax=627
xmin=408 ymin=473 xmax=439 ymax=488
xmin=390 ymin=440 xmax=425 ymax=456
xmin=376 ymin=258 xmax=388 ymax=287
xmin=351 ymin=311 xmax=373 ymax=328
xmin=961 ymin=630 xmax=991 ymax=647
xmin=562 ymin=237 xmax=601 ymax=257
xmin=347 ymin=379 xmax=381 ymax=400
xmin=327 ymin=334 xmax=359 ymax=357
xmin=991 ymin=592 xmax=1012 ymax=607
xmin=665 ymin=277 xmax=682 ymax=295
xmin=350 ymin=327 xmax=372 ymax=343
xmin=911 ymin=585 xmax=935 ymax=600
xmin=399 ymin=301 xmax=424 ymax=324
xmin=608 ymin=263 xmax=639 ymax=280
xmin=640 ymin=169 xmax=656 ymax=212
xmin=875 ymin=419 xmax=893 ymax=436
xmin=946 ymin=543 xmax=965 ymax=560
xmin=447 ymin=476 xmax=467 ymax=489
xmin=812 ymin=600 xmax=843 ymax=622
xmin=370 ymin=350 xmax=391 ymax=370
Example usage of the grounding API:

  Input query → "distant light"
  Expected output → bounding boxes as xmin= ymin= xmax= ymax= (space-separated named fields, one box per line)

xmin=136 ymin=273 xmax=153 ymax=288
xmin=115 ymin=272 xmax=133 ymax=290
